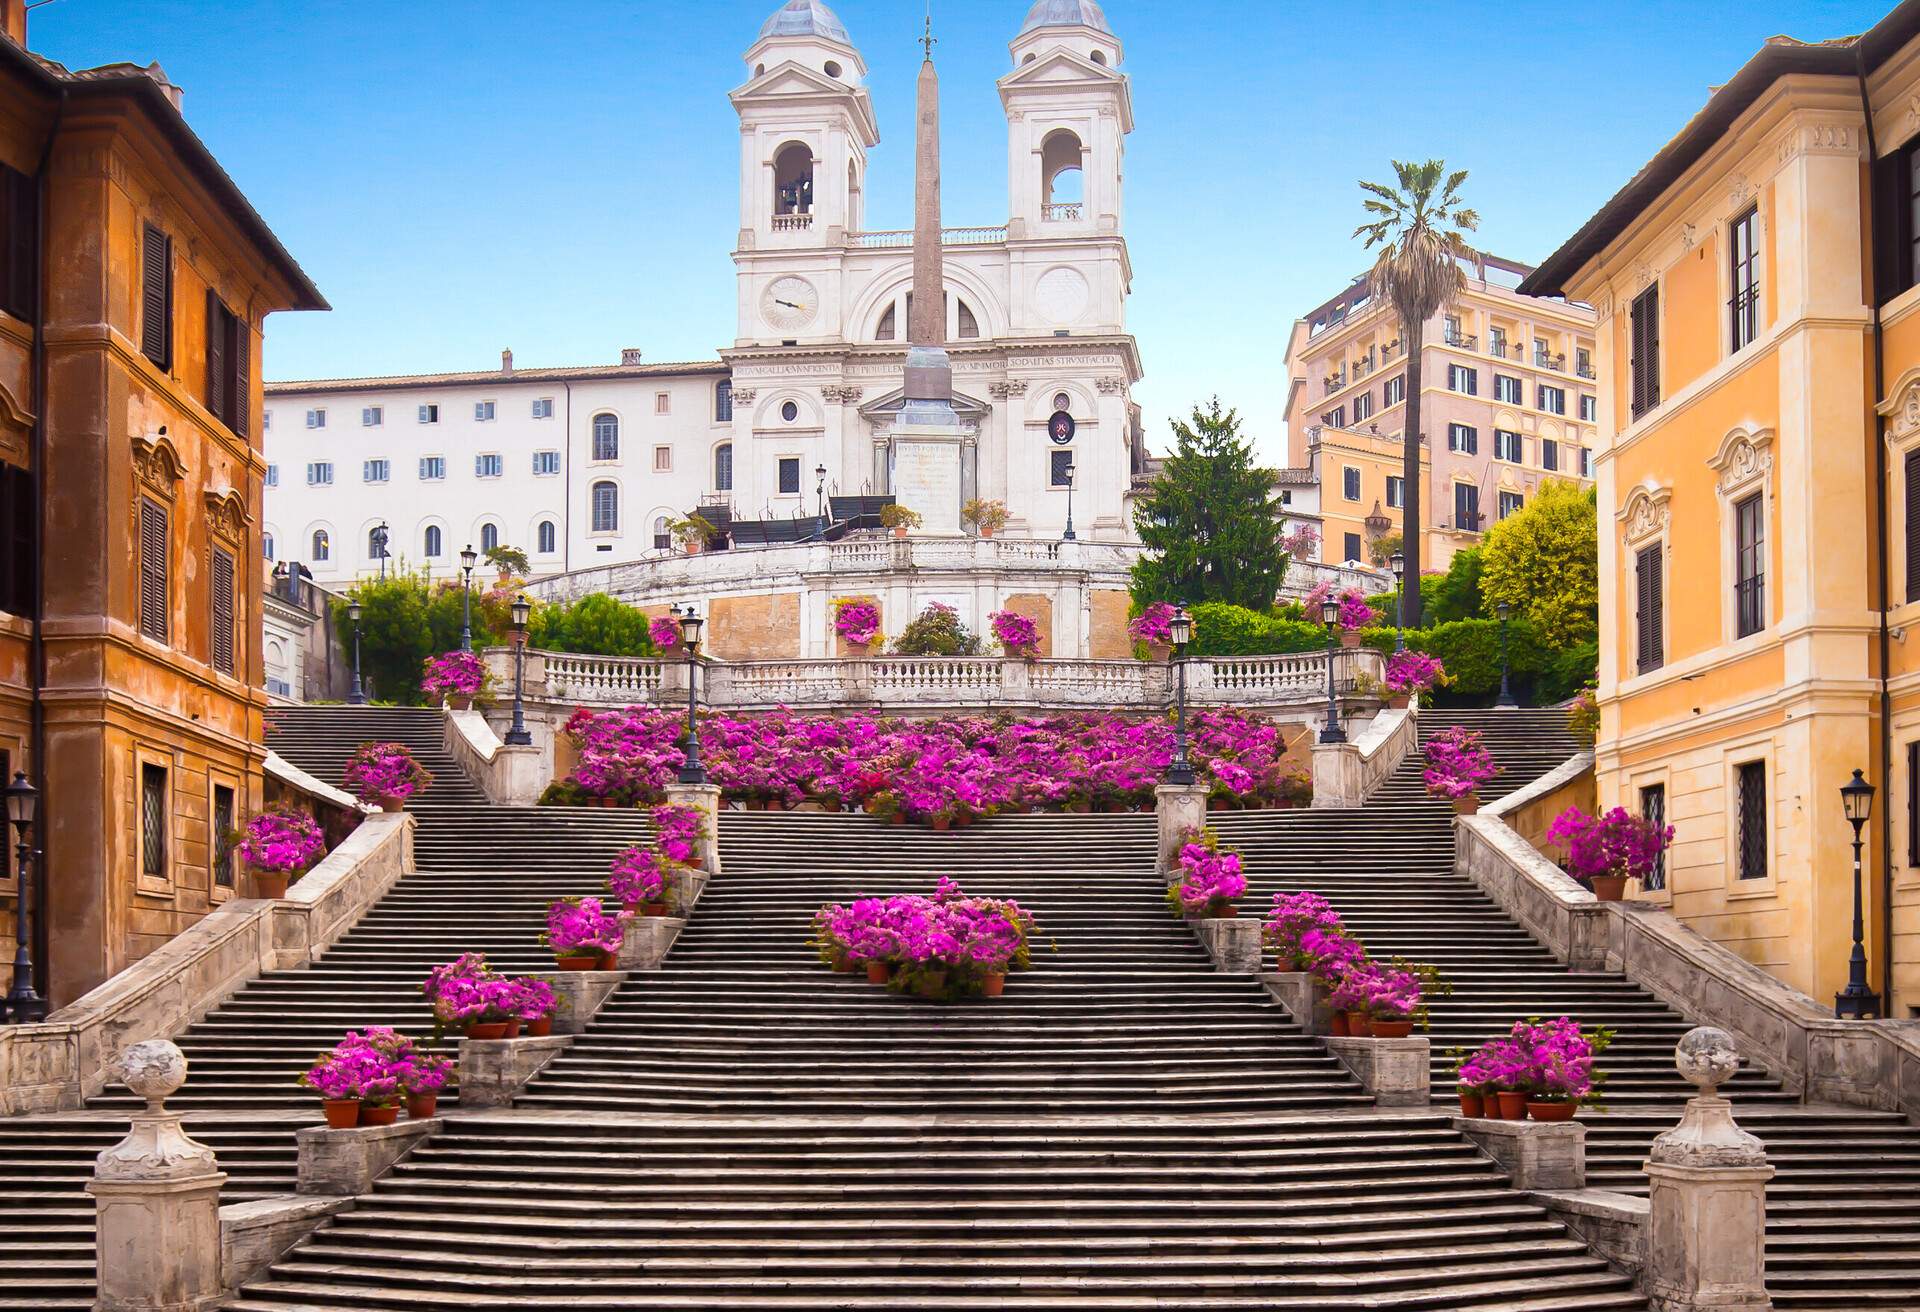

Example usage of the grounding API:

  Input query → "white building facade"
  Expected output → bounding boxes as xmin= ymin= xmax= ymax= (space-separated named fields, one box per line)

xmin=263 ymin=0 xmax=1147 ymax=589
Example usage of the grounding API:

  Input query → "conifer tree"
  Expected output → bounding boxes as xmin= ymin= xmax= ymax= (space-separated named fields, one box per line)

xmin=1130 ymin=398 xmax=1288 ymax=610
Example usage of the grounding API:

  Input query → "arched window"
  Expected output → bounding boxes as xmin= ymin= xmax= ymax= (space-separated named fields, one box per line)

xmin=263 ymin=533 xmax=275 ymax=561
xmin=653 ymin=516 xmax=671 ymax=551
xmin=591 ymin=481 xmax=619 ymax=533
xmin=592 ymin=413 xmax=619 ymax=461
xmin=714 ymin=443 xmax=734 ymax=491
xmin=714 ymin=379 xmax=733 ymax=423
xmin=311 ymin=529 xmax=330 ymax=561
xmin=480 ymin=522 xmax=500 ymax=552
xmin=368 ymin=527 xmax=388 ymax=559
xmin=423 ymin=525 xmax=442 ymax=558
xmin=774 ymin=142 xmax=814 ymax=216
xmin=1041 ymin=130 xmax=1084 ymax=212
xmin=537 ymin=520 xmax=557 ymax=554
xmin=875 ymin=303 xmax=897 ymax=341
xmin=957 ymin=299 xmax=981 ymax=339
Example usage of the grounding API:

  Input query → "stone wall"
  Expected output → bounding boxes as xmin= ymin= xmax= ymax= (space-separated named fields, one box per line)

xmin=710 ymin=592 xmax=802 ymax=661
xmin=1000 ymin=592 xmax=1054 ymax=657
xmin=1090 ymin=588 xmax=1132 ymax=660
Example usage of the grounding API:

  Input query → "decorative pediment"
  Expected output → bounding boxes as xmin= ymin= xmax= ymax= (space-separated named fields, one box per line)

xmin=998 ymin=48 xmax=1122 ymax=89
xmin=1617 ymin=482 xmax=1672 ymax=545
xmin=0 ymin=381 xmax=27 ymax=464
xmin=1879 ymin=367 xmax=1920 ymax=442
xmin=857 ymin=387 xmax=991 ymax=422
xmin=131 ymin=434 xmax=186 ymax=502
xmin=203 ymin=489 xmax=251 ymax=545
xmin=0 ymin=380 xmax=32 ymax=430
xmin=1706 ymin=426 xmax=1774 ymax=495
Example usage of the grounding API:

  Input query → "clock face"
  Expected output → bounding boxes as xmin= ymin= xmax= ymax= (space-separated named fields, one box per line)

xmin=762 ymin=276 xmax=818 ymax=331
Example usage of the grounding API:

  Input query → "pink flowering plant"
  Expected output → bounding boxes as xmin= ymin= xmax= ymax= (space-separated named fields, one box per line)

xmin=542 ymin=896 xmax=623 ymax=959
xmin=1299 ymin=580 xmax=1333 ymax=619
xmin=298 ymin=1029 xmax=403 ymax=1108
xmin=343 ymin=742 xmax=433 ymax=804
xmin=648 ymin=614 xmax=683 ymax=653
xmin=989 ymin=610 xmax=1041 ymax=658
xmin=420 ymin=650 xmax=488 ymax=701
xmin=1384 ymin=650 xmax=1448 ymax=697
xmin=499 ymin=976 xmax=557 ymax=1024
xmin=651 ymin=804 xmax=706 ymax=866
xmin=1457 ymin=1017 xmax=1615 ymax=1104
xmin=608 ymin=845 xmax=676 ymax=909
xmin=1422 ymin=726 xmax=1501 ymax=800
xmin=1126 ymin=602 xmax=1177 ymax=646
xmin=1261 ymin=891 xmax=1346 ymax=969
xmin=1166 ymin=827 xmax=1247 ymax=917
xmin=1298 ymin=926 xmax=1367 ymax=985
xmin=236 ymin=807 xmax=326 ymax=878
xmin=809 ymin=877 xmax=1043 ymax=998
xmin=833 ymin=598 xmax=882 ymax=647
xmin=419 ymin=953 xmax=517 ymax=1034
xmin=1337 ymin=589 xmax=1374 ymax=631
xmin=1545 ymin=806 xmax=1673 ymax=890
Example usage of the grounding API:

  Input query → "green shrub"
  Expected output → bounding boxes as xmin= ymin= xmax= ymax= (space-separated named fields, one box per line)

xmin=1189 ymin=602 xmax=1325 ymax=656
xmin=891 ymin=604 xmax=980 ymax=656
xmin=529 ymin=593 xmax=657 ymax=657
xmin=1421 ymin=548 xmax=1485 ymax=625
xmin=1541 ymin=639 xmax=1599 ymax=704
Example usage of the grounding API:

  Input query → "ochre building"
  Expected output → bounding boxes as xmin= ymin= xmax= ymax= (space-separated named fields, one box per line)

xmin=0 ymin=2 xmax=324 ymax=1006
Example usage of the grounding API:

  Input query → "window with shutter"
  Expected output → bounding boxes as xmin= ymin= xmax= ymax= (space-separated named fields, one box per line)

xmin=205 ymin=291 xmax=227 ymax=423
xmin=204 ymin=295 xmax=248 ymax=435
xmin=0 ymin=462 xmax=31 ymax=617
xmin=1630 ymin=286 xmax=1662 ymax=419
xmin=1909 ymin=742 xmax=1920 ymax=868
xmin=1906 ymin=449 xmax=1920 ymax=604
xmin=139 ymin=497 xmax=169 ymax=643
xmin=1635 ymin=543 xmax=1663 ymax=673
xmin=1 ymin=163 xmax=37 ymax=323
xmin=1639 ymin=785 xmax=1668 ymax=892
xmin=212 ymin=783 xmax=235 ymax=889
xmin=210 ymin=547 xmax=235 ymax=676
xmin=140 ymin=224 xmax=172 ymax=371
xmin=140 ymin=763 xmax=168 ymax=879
xmin=1734 ymin=493 xmax=1765 ymax=638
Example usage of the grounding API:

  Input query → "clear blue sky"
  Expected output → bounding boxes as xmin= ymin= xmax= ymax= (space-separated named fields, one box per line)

xmin=26 ymin=0 xmax=1894 ymax=464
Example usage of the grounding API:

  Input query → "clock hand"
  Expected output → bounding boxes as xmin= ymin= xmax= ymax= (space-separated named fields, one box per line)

xmin=774 ymin=299 xmax=806 ymax=310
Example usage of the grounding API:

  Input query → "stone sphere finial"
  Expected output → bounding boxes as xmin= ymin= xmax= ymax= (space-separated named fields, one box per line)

xmin=119 ymin=1040 xmax=187 ymax=1111
xmin=1674 ymin=1026 xmax=1740 ymax=1098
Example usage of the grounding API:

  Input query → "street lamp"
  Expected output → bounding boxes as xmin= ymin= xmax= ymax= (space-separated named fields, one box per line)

xmin=505 ymin=594 xmax=533 ymax=746
xmin=815 ymin=464 xmax=828 ymax=520
xmin=1062 ymin=462 xmax=1077 ymax=542
xmin=347 ymin=600 xmax=366 ymax=705
xmin=459 ymin=545 xmax=478 ymax=652
xmin=1835 ymin=769 xmax=1882 ymax=1019
xmin=1164 ymin=606 xmax=1196 ymax=786
xmin=676 ymin=606 xmax=708 ymax=785
xmin=372 ymin=521 xmax=390 ymax=582
xmin=1318 ymin=595 xmax=1346 ymax=745
xmin=1495 ymin=600 xmax=1518 ymax=708
xmin=4 ymin=772 xmax=45 ymax=1023
xmin=1389 ymin=551 xmax=1407 ymax=654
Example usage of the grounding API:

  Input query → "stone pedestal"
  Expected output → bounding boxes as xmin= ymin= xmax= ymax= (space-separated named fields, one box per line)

xmin=1324 ymin=1035 xmax=1430 ymax=1107
xmin=1644 ymin=1028 xmax=1775 ymax=1312
xmin=1262 ymin=971 xmax=1332 ymax=1034
xmin=458 ymin=1035 xmax=572 ymax=1108
xmin=1190 ymin=917 xmax=1261 ymax=973
xmin=87 ymin=1040 xmax=228 ymax=1312
xmin=547 ymin=969 xmax=627 ymax=1034
xmin=890 ymin=419 xmax=965 ymax=535
xmin=663 ymin=782 xmax=723 ymax=876
xmin=296 ymin=1118 xmax=440 ymax=1195
xmin=617 ymin=916 xmax=685 ymax=970
xmin=1154 ymin=783 xmax=1209 ymax=872
xmin=670 ymin=869 xmax=710 ymax=918
xmin=1458 ymin=1117 xmax=1586 ymax=1190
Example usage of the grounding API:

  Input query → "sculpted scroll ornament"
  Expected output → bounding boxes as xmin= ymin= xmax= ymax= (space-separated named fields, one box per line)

xmin=1095 ymin=377 xmax=1125 ymax=395
xmin=203 ymin=490 xmax=252 ymax=545
xmin=988 ymin=380 xmax=1029 ymax=400
xmin=1708 ymin=427 xmax=1775 ymax=495
xmin=131 ymin=435 xmax=186 ymax=502
xmin=1619 ymin=484 xmax=1672 ymax=545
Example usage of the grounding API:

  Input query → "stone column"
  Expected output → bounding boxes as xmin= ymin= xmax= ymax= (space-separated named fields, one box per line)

xmin=88 ymin=1040 xmax=228 ymax=1312
xmin=1154 ymin=783 xmax=1209 ymax=872
xmin=664 ymin=781 xmax=724 ymax=877
xmin=1643 ymin=1027 xmax=1775 ymax=1312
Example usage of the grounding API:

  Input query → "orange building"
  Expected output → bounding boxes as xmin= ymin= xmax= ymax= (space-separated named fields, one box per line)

xmin=1522 ymin=0 xmax=1920 ymax=1017
xmin=0 ymin=2 xmax=325 ymax=1006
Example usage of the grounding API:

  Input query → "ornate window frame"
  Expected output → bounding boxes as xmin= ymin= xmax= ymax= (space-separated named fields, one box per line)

xmin=1722 ymin=738 xmax=1779 ymax=902
xmin=1617 ymin=481 xmax=1672 ymax=680
xmin=1880 ymin=369 xmax=1920 ymax=612
xmin=133 ymin=743 xmax=174 ymax=899
xmin=1706 ymin=426 xmax=1774 ymax=645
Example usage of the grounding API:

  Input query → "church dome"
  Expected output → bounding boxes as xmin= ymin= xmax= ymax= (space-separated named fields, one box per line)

xmin=1019 ymin=0 xmax=1113 ymax=34
xmin=759 ymin=0 xmax=854 ymax=45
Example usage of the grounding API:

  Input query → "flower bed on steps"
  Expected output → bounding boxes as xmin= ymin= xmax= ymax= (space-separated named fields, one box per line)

xmin=1260 ymin=889 xmax=1449 ymax=1040
xmin=810 ymin=878 xmax=1043 ymax=1001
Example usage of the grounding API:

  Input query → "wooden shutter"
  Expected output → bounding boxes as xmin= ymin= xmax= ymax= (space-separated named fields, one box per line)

xmin=139 ymin=497 xmax=168 ymax=642
xmin=1636 ymin=544 xmax=1663 ymax=672
xmin=1644 ymin=288 xmax=1660 ymax=410
xmin=140 ymin=225 xmax=172 ymax=370
xmin=1 ymin=164 xmax=36 ymax=322
xmin=231 ymin=310 xmax=250 ymax=437
xmin=210 ymin=547 xmax=235 ymax=676
xmin=205 ymin=290 xmax=227 ymax=425
xmin=1905 ymin=450 xmax=1920 ymax=604
xmin=0 ymin=463 xmax=30 ymax=617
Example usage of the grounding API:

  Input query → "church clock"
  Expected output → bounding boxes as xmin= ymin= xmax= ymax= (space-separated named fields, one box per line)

xmin=762 ymin=276 xmax=819 ymax=332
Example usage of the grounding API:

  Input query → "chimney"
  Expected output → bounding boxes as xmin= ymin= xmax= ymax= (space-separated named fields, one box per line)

xmin=620 ymin=348 xmax=644 ymax=366
xmin=0 ymin=0 xmax=24 ymax=46
xmin=501 ymin=349 xmax=514 ymax=373
xmin=143 ymin=62 xmax=185 ymax=112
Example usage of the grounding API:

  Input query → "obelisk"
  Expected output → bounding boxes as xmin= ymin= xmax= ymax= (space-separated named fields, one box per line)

xmin=889 ymin=18 xmax=965 ymax=532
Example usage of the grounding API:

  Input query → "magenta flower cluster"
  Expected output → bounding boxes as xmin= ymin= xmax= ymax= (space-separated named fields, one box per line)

xmin=1167 ymin=828 xmax=1247 ymax=916
xmin=343 ymin=741 xmax=433 ymax=804
xmin=648 ymin=615 xmax=683 ymax=652
xmin=833 ymin=598 xmax=882 ymax=647
xmin=1337 ymin=589 xmax=1374 ymax=631
xmin=1126 ymin=602 xmax=1176 ymax=645
xmin=1329 ymin=964 xmax=1423 ymax=1019
xmin=812 ymin=877 xmax=1039 ymax=981
xmin=989 ymin=609 xmax=1040 ymax=658
xmin=607 ymin=805 xmax=704 ymax=909
xmin=1261 ymin=891 xmax=1346 ymax=970
xmin=1456 ymin=1016 xmax=1614 ymax=1102
xmin=542 ymin=895 xmax=624 ymax=957
xmin=1384 ymin=650 xmax=1447 ymax=696
xmin=651 ymin=804 xmax=704 ymax=864
xmin=420 ymin=650 xmax=487 ymax=699
xmin=420 ymin=952 xmax=556 ymax=1027
xmin=298 ymin=1027 xmax=449 ymax=1104
xmin=236 ymin=807 xmax=326 ymax=876
xmin=1545 ymin=805 xmax=1673 ymax=886
xmin=1422 ymin=726 xmax=1501 ymax=800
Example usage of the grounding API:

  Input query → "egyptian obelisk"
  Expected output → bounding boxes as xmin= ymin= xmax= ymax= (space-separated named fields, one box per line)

xmin=890 ymin=18 xmax=965 ymax=532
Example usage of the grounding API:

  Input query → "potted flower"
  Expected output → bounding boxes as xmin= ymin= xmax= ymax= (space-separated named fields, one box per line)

xmin=810 ymin=904 xmax=858 ymax=973
xmin=879 ymin=503 xmax=922 ymax=538
xmin=1358 ymin=964 xmax=1426 ymax=1039
xmin=353 ymin=1027 xmax=452 ymax=1119
xmin=1330 ymin=963 xmax=1382 ymax=1037
xmin=420 ymin=650 xmax=489 ymax=710
xmin=652 ymin=803 xmax=707 ymax=871
xmin=299 ymin=1032 xmax=385 ymax=1129
xmin=1126 ymin=602 xmax=1177 ymax=661
xmin=1451 ymin=1046 xmax=1496 ymax=1118
xmin=236 ymin=806 xmax=325 ymax=899
xmin=1383 ymin=650 xmax=1447 ymax=709
xmin=504 ymin=976 xmax=558 ymax=1039
xmin=989 ymin=609 xmax=1041 ymax=659
xmin=1545 ymin=805 xmax=1673 ymax=902
xmin=343 ymin=741 xmax=433 ymax=812
xmin=669 ymin=512 xmax=717 ymax=555
xmin=423 ymin=965 xmax=517 ymax=1040
xmin=1165 ymin=827 xmax=1247 ymax=919
xmin=1422 ymin=726 xmax=1500 ymax=814
xmin=1336 ymin=589 xmax=1373 ymax=648
xmin=1300 ymin=929 xmax=1367 ymax=1037
xmin=1261 ymin=890 xmax=1346 ymax=973
xmin=962 ymin=498 xmax=1011 ymax=539
xmin=1516 ymin=1017 xmax=1615 ymax=1122
xmin=543 ymin=896 xmax=623 ymax=969
xmin=648 ymin=614 xmax=683 ymax=655
xmin=608 ymin=845 xmax=675 ymax=916
xmin=832 ymin=598 xmax=882 ymax=653
xmin=1567 ymin=684 xmax=1599 ymax=747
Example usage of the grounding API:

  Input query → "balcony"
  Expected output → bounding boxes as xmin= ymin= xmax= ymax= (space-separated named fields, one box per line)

xmin=1381 ymin=340 xmax=1402 ymax=362
xmin=1444 ymin=332 xmax=1478 ymax=350
xmin=1324 ymin=372 xmax=1346 ymax=394
xmin=1042 ymin=202 xmax=1083 ymax=222
xmin=1534 ymin=352 xmax=1567 ymax=373
xmin=1576 ymin=362 xmax=1596 ymax=379
xmin=1448 ymin=511 xmax=1484 ymax=532
xmin=850 ymin=225 xmax=1008 ymax=248
xmin=771 ymin=212 xmax=814 ymax=232
xmin=1352 ymin=355 xmax=1376 ymax=380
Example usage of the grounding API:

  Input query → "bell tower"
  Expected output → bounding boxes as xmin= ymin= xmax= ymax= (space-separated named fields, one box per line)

xmin=1000 ymin=0 xmax=1132 ymax=240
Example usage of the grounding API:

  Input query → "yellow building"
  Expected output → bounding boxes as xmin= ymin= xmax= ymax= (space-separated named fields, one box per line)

xmin=1303 ymin=423 xmax=1432 ymax=569
xmin=1522 ymin=2 xmax=1920 ymax=1016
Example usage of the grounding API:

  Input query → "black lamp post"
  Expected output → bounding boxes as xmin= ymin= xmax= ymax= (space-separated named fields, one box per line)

xmin=347 ymin=600 xmax=366 ymax=705
xmin=1062 ymin=463 xmax=1077 ymax=542
xmin=1164 ymin=606 xmax=1196 ymax=786
xmin=1318 ymin=595 xmax=1346 ymax=744
xmin=505 ymin=594 xmax=533 ymax=746
xmin=458 ymin=545 xmax=478 ymax=652
xmin=5 ymin=771 xmax=45 ymax=1023
xmin=1835 ymin=769 xmax=1882 ymax=1019
xmin=1495 ymin=600 xmax=1518 ymax=708
xmin=372 ymin=521 xmax=390 ymax=582
xmin=677 ymin=606 xmax=708 ymax=785
xmin=1389 ymin=551 xmax=1407 ymax=654
xmin=815 ymin=464 xmax=828 ymax=520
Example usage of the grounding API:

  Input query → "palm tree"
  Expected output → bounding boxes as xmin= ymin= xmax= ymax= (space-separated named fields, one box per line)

xmin=1355 ymin=160 xmax=1478 ymax=628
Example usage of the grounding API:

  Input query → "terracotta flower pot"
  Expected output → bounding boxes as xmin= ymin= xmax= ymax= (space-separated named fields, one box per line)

xmin=1458 ymin=1091 xmax=1485 ymax=1119
xmin=978 ymin=525 xmax=995 ymax=539
xmin=1329 ymin=1011 xmax=1350 ymax=1037
xmin=1452 ymin=794 xmax=1480 ymax=816
xmin=555 ymin=953 xmax=600 ymax=972
xmin=912 ymin=969 xmax=949 ymax=999
xmin=322 ymin=1099 xmax=361 ymax=1129
xmin=361 ymin=1104 xmax=400 ymax=1127
xmin=892 ymin=526 xmax=908 ymax=539
xmin=954 ymin=811 xmax=974 ymax=828
xmin=1590 ymin=874 xmax=1628 ymax=902
xmin=929 ymin=815 xmax=952 ymax=832
xmin=465 ymin=1021 xmax=509 ymax=1040
xmin=599 ymin=951 xmax=619 ymax=971
xmin=847 ymin=641 xmax=872 ymax=657
xmin=1528 ymin=1100 xmax=1579 ymax=1122
xmin=889 ymin=813 xmax=906 ymax=825
xmin=831 ymin=957 xmax=856 ymax=974
xmin=252 ymin=868 xmax=290 ymax=899
xmin=1369 ymin=1018 xmax=1414 ymax=1039
xmin=1339 ymin=629 xmax=1362 ymax=649
xmin=1389 ymin=694 xmax=1411 ymax=709
xmin=1346 ymin=1010 xmax=1372 ymax=1037
xmin=1145 ymin=640 xmax=1171 ymax=663
xmin=981 ymin=972 xmax=1006 ymax=998
xmin=377 ymin=795 xmax=406 ymax=814
xmin=865 ymin=961 xmax=893 ymax=985
xmin=1208 ymin=900 xmax=1237 ymax=919
xmin=1496 ymin=1091 xmax=1529 ymax=1121
xmin=1207 ymin=799 xmax=1227 ymax=812
xmin=767 ymin=797 xmax=786 ymax=812
xmin=503 ymin=1018 xmax=523 ymax=1039
xmin=406 ymin=1093 xmax=438 ymax=1119
xmin=525 ymin=1015 xmax=553 ymax=1038
xmin=448 ymin=694 xmax=474 ymax=711
xmin=642 ymin=901 xmax=669 ymax=918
